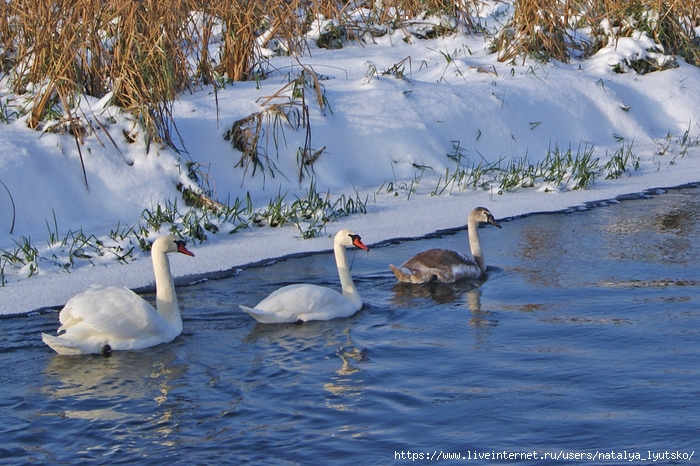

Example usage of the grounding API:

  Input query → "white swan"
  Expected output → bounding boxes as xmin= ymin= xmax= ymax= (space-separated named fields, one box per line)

xmin=42 ymin=235 xmax=195 ymax=355
xmin=390 ymin=207 xmax=500 ymax=284
xmin=240 ymin=229 xmax=369 ymax=323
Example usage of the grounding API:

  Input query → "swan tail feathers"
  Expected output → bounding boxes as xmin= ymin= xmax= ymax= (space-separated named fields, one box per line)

xmin=41 ymin=333 xmax=90 ymax=355
xmin=390 ymin=264 xmax=416 ymax=283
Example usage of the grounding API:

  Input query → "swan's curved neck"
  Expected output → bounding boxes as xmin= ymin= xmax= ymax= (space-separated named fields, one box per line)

xmin=152 ymin=250 xmax=183 ymax=332
xmin=468 ymin=216 xmax=486 ymax=273
xmin=334 ymin=242 xmax=362 ymax=310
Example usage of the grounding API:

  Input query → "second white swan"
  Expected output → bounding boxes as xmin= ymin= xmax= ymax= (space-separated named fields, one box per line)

xmin=240 ymin=229 xmax=369 ymax=323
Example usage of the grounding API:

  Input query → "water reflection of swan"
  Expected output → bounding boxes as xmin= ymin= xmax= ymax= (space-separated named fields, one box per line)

xmin=390 ymin=207 xmax=501 ymax=284
xmin=324 ymin=344 xmax=368 ymax=411
xmin=42 ymin=235 xmax=195 ymax=355
xmin=43 ymin=348 xmax=186 ymax=422
xmin=240 ymin=230 xmax=369 ymax=323
xmin=463 ymin=290 xmax=497 ymax=328
xmin=244 ymin=321 xmax=367 ymax=411
xmin=390 ymin=279 xmax=483 ymax=305
xmin=390 ymin=282 xmax=497 ymax=327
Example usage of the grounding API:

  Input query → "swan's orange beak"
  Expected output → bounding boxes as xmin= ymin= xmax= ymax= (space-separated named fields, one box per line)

xmin=176 ymin=241 xmax=195 ymax=257
xmin=352 ymin=236 xmax=369 ymax=251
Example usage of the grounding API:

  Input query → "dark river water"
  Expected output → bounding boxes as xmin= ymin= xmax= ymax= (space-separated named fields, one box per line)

xmin=2 ymin=187 xmax=700 ymax=464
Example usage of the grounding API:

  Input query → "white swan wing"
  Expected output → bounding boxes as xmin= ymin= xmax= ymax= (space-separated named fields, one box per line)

xmin=241 ymin=284 xmax=358 ymax=323
xmin=42 ymin=285 xmax=173 ymax=354
xmin=60 ymin=285 xmax=165 ymax=336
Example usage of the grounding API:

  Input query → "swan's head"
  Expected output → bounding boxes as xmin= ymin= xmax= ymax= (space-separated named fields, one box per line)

xmin=152 ymin=235 xmax=196 ymax=257
xmin=471 ymin=207 xmax=501 ymax=229
xmin=335 ymin=229 xmax=369 ymax=251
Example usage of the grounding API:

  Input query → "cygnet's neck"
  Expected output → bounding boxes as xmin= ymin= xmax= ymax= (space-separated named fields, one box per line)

xmin=334 ymin=242 xmax=362 ymax=310
xmin=152 ymin=249 xmax=183 ymax=332
xmin=468 ymin=216 xmax=486 ymax=273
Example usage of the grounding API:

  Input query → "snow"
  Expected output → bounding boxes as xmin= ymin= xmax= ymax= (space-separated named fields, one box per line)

xmin=2 ymin=13 xmax=700 ymax=315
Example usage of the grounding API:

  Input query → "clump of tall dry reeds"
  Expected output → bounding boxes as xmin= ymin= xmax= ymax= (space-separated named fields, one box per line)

xmin=588 ymin=0 xmax=700 ymax=65
xmin=0 ymin=0 xmax=309 ymax=147
xmin=492 ymin=0 xmax=700 ymax=64
xmin=491 ymin=0 xmax=575 ymax=63
xmin=1 ymin=0 xmax=196 ymax=148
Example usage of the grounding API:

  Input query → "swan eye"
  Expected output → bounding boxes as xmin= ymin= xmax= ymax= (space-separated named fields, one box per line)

xmin=349 ymin=234 xmax=362 ymax=245
xmin=349 ymin=234 xmax=369 ymax=251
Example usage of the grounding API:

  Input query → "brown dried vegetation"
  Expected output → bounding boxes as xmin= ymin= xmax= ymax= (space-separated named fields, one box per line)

xmin=492 ymin=0 xmax=700 ymax=64
xmin=0 ymin=0 xmax=698 ymax=149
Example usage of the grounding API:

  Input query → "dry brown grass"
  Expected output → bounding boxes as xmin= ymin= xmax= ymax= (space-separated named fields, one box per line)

xmin=0 ymin=0 xmax=697 ymax=148
xmin=224 ymin=65 xmax=331 ymax=183
xmin=492 ymin=0 xmax=573 ymax=63
xmin=492 ymin=0 xmax=700 ymax=64
xmin=0 ymin=0 xmax=481 ymax=147
xmin=1 ymin=0 xmax=197 ymax=147
xmin=593 ymin=0 xmax=700 ymax=65
xmin=0 ymin=0 xmax=346 ymax=145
